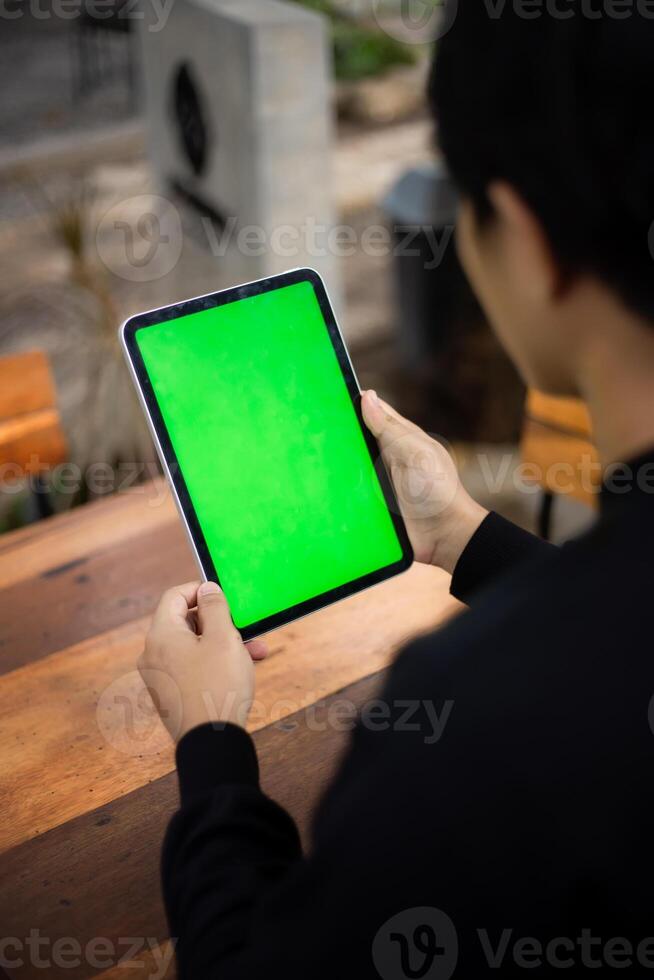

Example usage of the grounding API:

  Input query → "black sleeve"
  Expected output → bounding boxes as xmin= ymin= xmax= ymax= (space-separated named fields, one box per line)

xmin=162 ymin=723 xmax=303 ymax=977
xmin=163 ymin=691 xmax=470 ymax=979
xmin=450 ymin=511 xmax=556 ymax=603
xmin=161 ymin=520 xmax=557 ymax=979
xmin=161 ymin=609 xmax=561 ymax=978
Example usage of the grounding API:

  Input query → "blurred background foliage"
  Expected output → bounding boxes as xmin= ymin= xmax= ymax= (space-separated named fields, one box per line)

xmin=293 ymin=0 xmax=416 ymax=80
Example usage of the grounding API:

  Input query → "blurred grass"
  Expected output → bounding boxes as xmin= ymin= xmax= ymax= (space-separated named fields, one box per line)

xmin=292 ymin=0 xmax=416 ymax=81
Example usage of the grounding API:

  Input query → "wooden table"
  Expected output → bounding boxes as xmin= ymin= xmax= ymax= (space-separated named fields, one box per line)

xmin=0 ymin=482 xmax=458 ymax=980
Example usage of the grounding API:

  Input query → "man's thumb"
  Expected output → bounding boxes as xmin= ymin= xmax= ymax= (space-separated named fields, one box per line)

xmin=197 ymin=581 xmax=232 ymax=638
xmin=361 ymin=390 xmax=408 ymax=451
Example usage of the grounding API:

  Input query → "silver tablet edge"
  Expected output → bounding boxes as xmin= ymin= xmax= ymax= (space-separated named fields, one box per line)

xmin=117 ymin=267 xmax=409 ymax=641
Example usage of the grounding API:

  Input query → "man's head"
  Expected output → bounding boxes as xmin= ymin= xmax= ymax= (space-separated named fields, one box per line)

xmin=430 ymin=4 xmax=654 ymax=395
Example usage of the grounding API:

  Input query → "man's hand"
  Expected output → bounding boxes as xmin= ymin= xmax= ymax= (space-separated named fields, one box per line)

xmin=362 ymin=390 xmax=488 ymax=574
xmin=138 ymin=581 xmax=268 ymax=745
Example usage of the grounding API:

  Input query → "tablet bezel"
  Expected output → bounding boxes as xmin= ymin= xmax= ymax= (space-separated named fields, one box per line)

xmin=121 ymin=267 xmax=413 ymax=640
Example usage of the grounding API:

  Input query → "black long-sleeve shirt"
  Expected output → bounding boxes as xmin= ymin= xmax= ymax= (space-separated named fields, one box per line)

xmin=162 ymin=451 xmax=654 ymax=977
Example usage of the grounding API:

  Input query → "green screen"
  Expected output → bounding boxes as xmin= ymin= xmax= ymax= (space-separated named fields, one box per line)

xmin=136 ymin=280 xmax=403 ymax=629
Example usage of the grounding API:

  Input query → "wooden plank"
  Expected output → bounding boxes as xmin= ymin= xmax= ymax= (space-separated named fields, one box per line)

xmin=0 ymin=480 xmax=173 ymax=591
xmin=98 ymin=944 xmax=174 ymax=980
xmin=0 ymin=520 xmax=195 ymax=675
xmin=0 ymin=563 xmax=457 ymax=853
xmin=0 ymin=351 xmax=57 ymax=421
xmin=0 ymin=409 xmax=67 ymax=472
xmin=0 ymin=670 xmax=386 ymax=980
xmin=95 ymin=942 xmax=174 ymax=980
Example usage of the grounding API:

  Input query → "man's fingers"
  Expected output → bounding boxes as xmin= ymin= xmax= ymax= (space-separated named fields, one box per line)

xmin=361 ymin=390 xmax=425 ymax=467
xmin=246 ymin=639 xmax=269 ymax=661
xmin=151 ymin=582 xmax=201 ymax=632
xmin=361 ymin=390 xmax=423 ymax=440
xmin=196 ymin=581 xmax=236 ymax=639
xmin=361 ymin=389 xmax=396 ymax=439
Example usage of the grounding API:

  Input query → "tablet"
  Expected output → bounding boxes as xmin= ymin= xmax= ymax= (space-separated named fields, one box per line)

xmin=121 ymin=268 xmax=413 ymax=640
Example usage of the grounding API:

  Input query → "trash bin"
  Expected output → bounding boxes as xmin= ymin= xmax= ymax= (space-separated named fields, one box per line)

xmin=382 ymin=163 xmax=524 ymax=441
xmin=382 ymin=161 xmax=475 ymax=374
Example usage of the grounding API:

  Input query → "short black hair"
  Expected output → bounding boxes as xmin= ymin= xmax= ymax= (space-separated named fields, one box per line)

xmin=430 ymin=2 xmax=654 ymax=323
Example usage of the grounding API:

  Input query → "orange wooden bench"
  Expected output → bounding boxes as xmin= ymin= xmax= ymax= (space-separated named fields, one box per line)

xmin=520 ymin=390 xmax=600 ymax=538
xmin=0 ymin=350 xmax=68 ymax=515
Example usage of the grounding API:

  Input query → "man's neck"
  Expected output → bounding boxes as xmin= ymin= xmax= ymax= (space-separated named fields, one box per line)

xmin=577 ymin=297 xmax=654 ymax=470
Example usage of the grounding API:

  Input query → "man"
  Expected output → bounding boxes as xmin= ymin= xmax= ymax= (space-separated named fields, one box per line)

xmin=139 ymin=4 xmax=654 ymax=975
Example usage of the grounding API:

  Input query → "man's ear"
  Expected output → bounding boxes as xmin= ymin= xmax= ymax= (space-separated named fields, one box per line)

xmin=487 ymin=181 xmax=562 ymax=302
